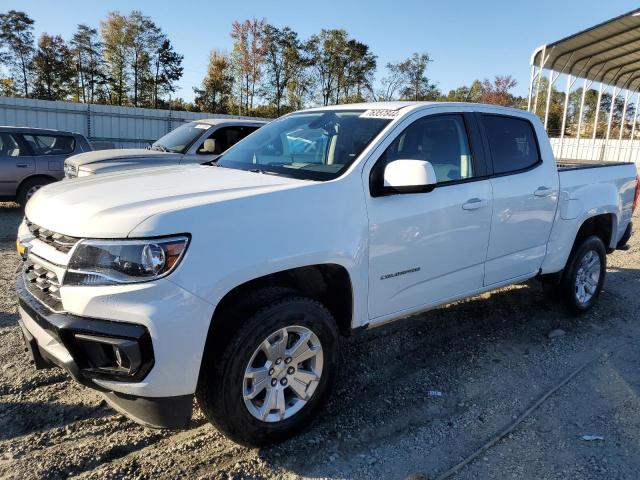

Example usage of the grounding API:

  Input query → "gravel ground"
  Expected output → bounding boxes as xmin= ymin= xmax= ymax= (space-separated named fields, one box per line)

xmin=1 ymin=201 xmax=640 ymax=479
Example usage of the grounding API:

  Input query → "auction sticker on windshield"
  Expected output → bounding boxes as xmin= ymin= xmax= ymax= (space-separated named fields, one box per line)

xmin=360 ymin=109 xmax=401 ymax=119
xmin=194 ymin=124 xmax=210 ymax=129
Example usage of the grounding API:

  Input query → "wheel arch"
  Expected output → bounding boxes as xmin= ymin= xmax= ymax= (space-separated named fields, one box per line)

xmin=206 ymin=263 xmax=354 ymax=347
xmin=572 ymin=212 xmax=617 ymax=252
xmin=17 ymin=174 xmax=57 ymax=195
xmin=541 ymin=211 xmax=616 ymax=282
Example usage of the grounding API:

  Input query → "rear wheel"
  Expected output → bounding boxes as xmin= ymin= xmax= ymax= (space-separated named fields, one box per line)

xmin=17 ymin=177 xmax=53 ymax=206
xmin=196 ymin=292 xmax=338 ymax=446
xmin=559 ymin=235 xmax=607 ymax=314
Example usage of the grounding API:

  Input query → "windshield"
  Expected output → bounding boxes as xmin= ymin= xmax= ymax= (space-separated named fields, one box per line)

xmin=215 ymin=110 xmax=391 ymax=180
xmin=151 ymin=122 xmax=210 ymax=153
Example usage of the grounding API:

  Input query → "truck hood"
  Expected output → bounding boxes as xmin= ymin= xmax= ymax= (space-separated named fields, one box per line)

xmin=25 ymin=165 xmax=307 ymax=238
xmin=66 ymin=149 xmax=181 ymax=168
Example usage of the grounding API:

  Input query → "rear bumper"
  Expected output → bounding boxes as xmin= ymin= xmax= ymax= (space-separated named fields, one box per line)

xmin=16 ymin=273 xmax=193 ymax=428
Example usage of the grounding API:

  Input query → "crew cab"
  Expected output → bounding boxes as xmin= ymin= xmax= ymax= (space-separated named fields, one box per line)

xmin=63 ymin=119 xmax=266 ymax=178
xmin=16 ymin=102 xmax=638 ymax=446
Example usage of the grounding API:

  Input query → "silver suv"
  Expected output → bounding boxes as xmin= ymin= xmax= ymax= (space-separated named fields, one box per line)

xmin=0 ymin=126 xmax=91 ymax=205
xmin=64 ymin=119 xmax=266 ymax=178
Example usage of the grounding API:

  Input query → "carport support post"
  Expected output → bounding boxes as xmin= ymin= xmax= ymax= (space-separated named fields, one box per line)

xmin=616 ymin=90 xmax=630 ymax=160
xmin=527 ymin=64 xmax=536 ymax=111
xmin=628 ymin=91 xmax=640 ymax=163
xmin=533 ymin=46 xmax=546 ymax=114
xmin=605 ymin=86 xmax=619 ymax=160
xmin=559 ymin=74 xmax=574 ymax=159
xmin=592 ymin=83 xmax=604 ymax=139
xmin=575 ymin=77 xmax=591 ymax=157
xmin=544 ymin=71 xmax=558 ymax=130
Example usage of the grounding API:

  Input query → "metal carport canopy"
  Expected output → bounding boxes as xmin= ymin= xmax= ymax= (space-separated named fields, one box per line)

xmin=532 ymin=8 xmax=640 ymax=90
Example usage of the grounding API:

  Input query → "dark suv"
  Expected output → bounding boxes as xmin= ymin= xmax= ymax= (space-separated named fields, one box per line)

xmin=0 ymin=126 xmax=91 ymax=205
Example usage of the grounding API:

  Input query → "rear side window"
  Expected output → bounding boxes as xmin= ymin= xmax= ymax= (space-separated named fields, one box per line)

xmin=22 ymin=134 xmax=75 ymax=156
xmin=483 ymin=115 xmax=539 ymax=175
xmin=0 ymin=133 xmax=27 ymax=157
xmin=198 ymin=126 xmax=259 ymax=154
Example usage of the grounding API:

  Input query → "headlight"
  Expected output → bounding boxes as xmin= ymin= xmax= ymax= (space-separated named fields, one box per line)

xmin=64 ymin=236 xmax=189 ymax=286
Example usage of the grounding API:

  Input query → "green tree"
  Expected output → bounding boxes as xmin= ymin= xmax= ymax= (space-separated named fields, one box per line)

xmin=230 ymin=18 xmax=266 ymax=114
xmin=70 ymin=24 xmax=106 ymax=103
xmin=444 ymin=80 xmax=483 ymax=102
xmin=340 ymin=39 xmax=376 ymax=102
xmin=0 ymin=10 xmax=35 ymax=97
xmin=101 ymin=12 xmax=130 ymax=105
xmin=32 ymin=33 xmax=74 ymax=100
xmin=261 ymin=24 xmax=303 ymax=115
xmin=398 ymin=53 xmax=439 ymax=101
xmin=307 ymin=29 xmax=376 ymax=105
xmin=194 ymin=49 xmax=233 ymax=113
xmin=380 ymin=52 xmax=439 ymax=101
xmin=127 ymin=10 xmax=162 ymax=107
xmin=152 ymin=38 xmax=183 ymax=108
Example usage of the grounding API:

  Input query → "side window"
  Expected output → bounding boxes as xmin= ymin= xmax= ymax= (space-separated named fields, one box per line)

xmin=0 ymin=133 xmax=27 ymax=157
xmin=21 ymin=134 xmax=75 ymax=155
xmin=378 ymin=114 xmax=474 ymax=184
xmin=482 ymin=115 xmax=540 ymax=174
xmin=198 ymin=126 xmax=259 ymax=154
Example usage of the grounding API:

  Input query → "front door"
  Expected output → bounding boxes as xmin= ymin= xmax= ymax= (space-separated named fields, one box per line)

xmin=365 ymin=113 xmax=493 ymax=321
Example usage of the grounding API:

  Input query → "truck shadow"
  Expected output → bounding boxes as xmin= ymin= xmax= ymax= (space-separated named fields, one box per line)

xmin=251 ymin=267 xmax=639 ymax=477
xmin=0 ymin=202 xmax=21 ymax=241
xmin=0 ymin=400 xmax=109 ymax=441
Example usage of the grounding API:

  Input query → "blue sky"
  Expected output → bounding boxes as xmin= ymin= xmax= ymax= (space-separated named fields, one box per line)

xmin=5 ymin=0 xmax=640 ymax=102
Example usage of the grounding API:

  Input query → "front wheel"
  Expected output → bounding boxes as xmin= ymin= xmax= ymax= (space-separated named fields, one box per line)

xmin=197 ymin=293 xmax=338 ymax=446
xmin=560 ymin=235 xmax=607 ymax=314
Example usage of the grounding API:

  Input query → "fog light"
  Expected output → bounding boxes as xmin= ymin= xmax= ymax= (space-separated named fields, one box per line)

xmin=73 ymin=333 xmax=142 ymax=376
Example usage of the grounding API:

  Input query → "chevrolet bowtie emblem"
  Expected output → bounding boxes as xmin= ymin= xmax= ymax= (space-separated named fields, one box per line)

xmin=16 ymin=240 xmax=30 ymax=260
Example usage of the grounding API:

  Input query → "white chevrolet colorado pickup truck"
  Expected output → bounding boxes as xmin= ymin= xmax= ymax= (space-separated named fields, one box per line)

xmin=16 ymin=102 xmax=639 ymax=446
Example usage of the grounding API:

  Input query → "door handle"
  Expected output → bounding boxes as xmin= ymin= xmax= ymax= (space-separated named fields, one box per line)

xmin=462 ymin=198 xmax=488 ymax=210
xmin=534 ymin=186 xmax=553 ymax=197
xmin=15 ymin=163 xmax=29 ymax=168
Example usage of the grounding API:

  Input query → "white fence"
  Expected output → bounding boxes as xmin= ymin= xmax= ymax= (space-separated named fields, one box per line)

xmin=550 ymin=137 xmax=640 ymax=165
xmin=0 ymin=96 xmax=261 ymax=149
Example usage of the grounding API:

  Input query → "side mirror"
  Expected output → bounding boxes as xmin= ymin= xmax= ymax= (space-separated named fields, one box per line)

xmin=199 ymin=138 xmax=217 ymax=154
xmin=383 ymin=159 xmax=437 ymax=193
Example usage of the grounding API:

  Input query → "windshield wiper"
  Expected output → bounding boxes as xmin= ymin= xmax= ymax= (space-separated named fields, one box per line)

xmin=151 ymin=144 xmax=169 ymax=152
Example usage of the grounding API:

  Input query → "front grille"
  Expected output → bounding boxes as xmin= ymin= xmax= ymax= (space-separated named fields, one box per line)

xmin=65 ymin=163 xmax=77 ymax=178
xmin=26 ymin=220 xmax=79 ymax=254
xmin=22 ymin=259 xmax=64 ymax=312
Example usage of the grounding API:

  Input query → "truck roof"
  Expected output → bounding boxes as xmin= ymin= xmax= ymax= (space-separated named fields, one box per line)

xmin=304 ymin=101 xmax=533 ymax=118
xmin=191 ymin=118 xmax=268 ymax=126
xmin=0 ymin=125 xmax=84 ymax=136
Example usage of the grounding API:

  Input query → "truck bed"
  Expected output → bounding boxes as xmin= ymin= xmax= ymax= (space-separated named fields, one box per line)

xmin=556 ymin=159 xmax=632 ymax=171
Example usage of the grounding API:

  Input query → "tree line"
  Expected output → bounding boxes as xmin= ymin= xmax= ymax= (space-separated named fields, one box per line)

xmin=0 ymin=10 xmax=183 ymax=108
xmin=0 ymin=9 xmax=523 ymax=117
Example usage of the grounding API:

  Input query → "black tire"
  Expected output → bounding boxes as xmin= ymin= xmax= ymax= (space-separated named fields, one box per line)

xmin=197 ymin=291 xmax=339 ymax=447
xmin=559 ymin=235 xmax=607 ymax=314
xmin=17 ymin=177 xmax=53 ymax=206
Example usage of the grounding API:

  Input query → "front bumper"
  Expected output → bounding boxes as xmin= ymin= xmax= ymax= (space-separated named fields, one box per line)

xmin=16 ymin=272 xmax=193 ymax=428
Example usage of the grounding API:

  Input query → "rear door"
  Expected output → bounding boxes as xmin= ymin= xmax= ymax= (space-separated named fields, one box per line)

xmin=478 ymin=113 xmax=559 ymax=285
xmin=20 ymin=133 xmax=76 ymax=180
xmin=0 ymin=132 xmax=34 ymax=197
